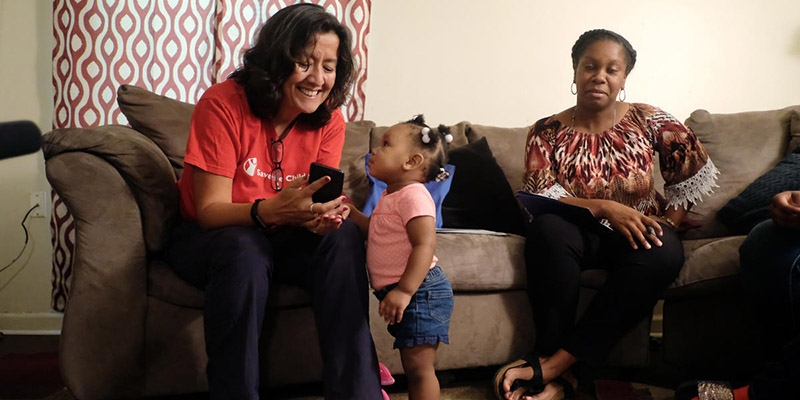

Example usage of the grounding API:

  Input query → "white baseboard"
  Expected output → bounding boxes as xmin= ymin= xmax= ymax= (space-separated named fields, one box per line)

xmin=0 ymin=312 xmax=63 ymax=335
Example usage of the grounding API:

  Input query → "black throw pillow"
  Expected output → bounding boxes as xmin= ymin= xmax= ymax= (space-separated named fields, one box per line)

xmin=441 ymin=137 xmax=525 ymax=235
xmin=717 ymin=145 xmax=800 ymax=234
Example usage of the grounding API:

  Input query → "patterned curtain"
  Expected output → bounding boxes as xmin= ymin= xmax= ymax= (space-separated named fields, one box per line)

xmin=50 ymin=0 xmax=371 ymax=311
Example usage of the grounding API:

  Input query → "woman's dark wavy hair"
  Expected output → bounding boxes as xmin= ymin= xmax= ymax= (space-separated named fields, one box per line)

xmin=229 ymin=3 xmax=355 ymax=129
xmin=571 ymin=29 xmax=637 ymax=75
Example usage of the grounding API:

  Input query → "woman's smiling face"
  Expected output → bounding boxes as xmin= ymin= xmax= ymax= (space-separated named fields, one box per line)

xmin=280 ymin=31 xmax=339 ymax=118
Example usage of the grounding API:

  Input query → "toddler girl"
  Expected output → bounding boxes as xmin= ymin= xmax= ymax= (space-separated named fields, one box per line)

xmin=351 ymin=115 xmax=454 ymax=400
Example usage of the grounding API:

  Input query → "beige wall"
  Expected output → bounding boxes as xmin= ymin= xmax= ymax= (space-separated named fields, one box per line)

xmin=0 ymin=0 xmax=59 ymax=333
xmin=365 ymin=0 xmax=800 ymax=126
xmin=0 ymin=0 xmax=798 ymax=332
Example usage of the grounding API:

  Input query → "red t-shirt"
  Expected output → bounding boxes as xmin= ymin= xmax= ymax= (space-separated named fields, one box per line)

xmin=178 ymin=79 xmax=345 ymax=221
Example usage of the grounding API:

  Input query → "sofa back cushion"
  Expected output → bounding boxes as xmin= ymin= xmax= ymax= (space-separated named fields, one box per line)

xmin=716 ymin=144 xmax=800 ymax=234
xmin=117 ymin=85 xmax=195 ymax=179
xmin=680 ymin=105 xmax=800 ymax=239
xmin=440 ymin=136 xmax=525 ymax=234
xmin=340 ymin=120 xmax=375 ymax=208
xmin=466 ymin=124 xmax=530 ymax=192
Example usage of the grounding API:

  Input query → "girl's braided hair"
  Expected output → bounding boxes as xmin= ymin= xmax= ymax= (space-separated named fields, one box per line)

xmin=404 ymin=114 xmax=453 ymax=182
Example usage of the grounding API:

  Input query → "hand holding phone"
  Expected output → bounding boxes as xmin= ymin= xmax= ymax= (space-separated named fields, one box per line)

xmin=309 ymin=162 xmax=345 ymax=203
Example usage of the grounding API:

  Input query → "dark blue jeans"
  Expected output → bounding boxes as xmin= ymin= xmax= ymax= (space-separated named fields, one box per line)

xmin=740 ymin=219 xmax=800 ymax=399
xmin=165 ymin=219 xmax=380 ymax=400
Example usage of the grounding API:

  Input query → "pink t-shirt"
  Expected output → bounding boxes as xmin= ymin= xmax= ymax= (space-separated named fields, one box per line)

xmin=178 ymin=79 xmax=345 ymax=221
xmin=367 ymin=183 xmax=438 ymax=290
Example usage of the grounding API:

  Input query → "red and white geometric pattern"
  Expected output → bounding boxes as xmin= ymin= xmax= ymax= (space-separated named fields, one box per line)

xmin=49 ymin=0 xmax=371 ymax=311
xmin=52 ymin=0 xmax=216 ymax=127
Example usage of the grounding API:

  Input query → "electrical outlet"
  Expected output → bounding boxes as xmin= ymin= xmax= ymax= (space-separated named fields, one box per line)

xmin=30 ymin=191 xmax=49 ymax=218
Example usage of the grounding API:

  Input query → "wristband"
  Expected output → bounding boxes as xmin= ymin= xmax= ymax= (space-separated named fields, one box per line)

xmin=250 ymin=198 xmax=271 ymax=230
xmin=662 ymin=216 xmax=677 ymax=229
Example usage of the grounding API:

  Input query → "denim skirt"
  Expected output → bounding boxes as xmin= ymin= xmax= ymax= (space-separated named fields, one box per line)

xmin=373 ymin=265 xmax=454 ymax=349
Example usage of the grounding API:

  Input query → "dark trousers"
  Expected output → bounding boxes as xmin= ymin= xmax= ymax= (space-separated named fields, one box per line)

xmin=525 ymin=214 xmax=683 ymax=365
xmin=740 ymin=219 xmax=800 ymax=399
xmin=165 ymin=219 xmax=381 ymax=400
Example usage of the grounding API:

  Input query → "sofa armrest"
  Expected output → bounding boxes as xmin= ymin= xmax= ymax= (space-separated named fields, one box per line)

xmin=43 ymin=125 xmax=179 ymax=253
xmin=42 ymin=125 xmax=178 ymax=398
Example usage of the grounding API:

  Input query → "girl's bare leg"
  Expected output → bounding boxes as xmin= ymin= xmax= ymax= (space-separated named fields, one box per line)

xmin=400 ymin=343 xmax=440 ymax=400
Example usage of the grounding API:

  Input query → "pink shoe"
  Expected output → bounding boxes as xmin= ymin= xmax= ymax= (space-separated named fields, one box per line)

xmin=379 ymin=362 xmax=395 ymax=386
xmin=382 ymin=389 xmax=390 ymax=400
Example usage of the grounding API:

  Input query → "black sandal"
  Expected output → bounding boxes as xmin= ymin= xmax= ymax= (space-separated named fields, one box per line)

xmin=492 ymin=353 xmax=544 ymax=399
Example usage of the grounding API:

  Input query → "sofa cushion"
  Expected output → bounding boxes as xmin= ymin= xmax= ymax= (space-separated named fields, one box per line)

xmin=342 ymin=120 xmax=375 ymax=209
xmin=147 ymin=259 xmax=313 ymax=309
xmin=717 ymin=145 xmax=800 ymax=234
xmin=436 ymin=230 xmax=526 ymax=291
xmin=682 ymin=106 xmax=800 ymax=239
xmin=148 ymin=260 xmax=205 ymax=309
xmin=671 ymin=236 xmax=746 ymax=289
xmin=361 ymin=153 xmax=455 ymax=228
xmin=441 ymin=137 xmax=525 ymax=235
xmin=466 ymin=124 xmax=530 ymax=192
xmin=789 ymin=108 xmax=800 ymax=156
xmin=117 ymin=85 xmax=195 ymax=179
xmin=567 ymin=235 xmax=747 ymax=293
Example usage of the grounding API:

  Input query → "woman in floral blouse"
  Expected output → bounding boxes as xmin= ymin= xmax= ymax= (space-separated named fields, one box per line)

xmin=494 ymin=29 xmax=719 ymax=400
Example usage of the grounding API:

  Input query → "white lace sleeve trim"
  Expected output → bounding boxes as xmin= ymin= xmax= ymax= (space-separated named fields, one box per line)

xmin=540 ymin=184 xmax=571 ymax=200
xmin=664 ymin=159 xmax=720 ymax=210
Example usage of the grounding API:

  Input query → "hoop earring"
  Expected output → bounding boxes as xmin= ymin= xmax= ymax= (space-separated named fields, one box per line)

xmin=570 ymin=82 xmax=577 ymax=95
xmin=618 ymin=88 xmax=626 ymax=102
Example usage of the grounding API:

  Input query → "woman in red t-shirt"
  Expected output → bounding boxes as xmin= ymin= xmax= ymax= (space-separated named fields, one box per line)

xmin=164 ymin=4 xmax=381 ymax=399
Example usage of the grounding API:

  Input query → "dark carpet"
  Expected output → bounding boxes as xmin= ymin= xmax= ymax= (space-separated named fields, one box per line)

xmin=0 ymin=334 xmax=678 ymax=400
xmin=0 ymin=351 xmax=63 ymax=399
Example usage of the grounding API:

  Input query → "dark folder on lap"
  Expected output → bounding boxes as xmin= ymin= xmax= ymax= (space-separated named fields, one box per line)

xmin=516 ymin=191 xmax=611 ymax=230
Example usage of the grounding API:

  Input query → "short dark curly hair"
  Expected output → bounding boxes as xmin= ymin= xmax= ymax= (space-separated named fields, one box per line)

xmin=229 ymin=3 xmax=356 ymax=129
xmin=571 ymin=29 xmax=637 ymax=75
xmin=404 ymin=115 xmax=450 ymax=183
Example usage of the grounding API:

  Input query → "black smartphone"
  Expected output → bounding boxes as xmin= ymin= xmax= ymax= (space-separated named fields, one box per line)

xmin=309 ymin=162 xmax=345 ymax=203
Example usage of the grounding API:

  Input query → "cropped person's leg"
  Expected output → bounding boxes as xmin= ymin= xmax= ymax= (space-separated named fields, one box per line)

xmin=749 ymin=332 xmax=800 ymax=399
xmin=740 ymin=219 xmax=800 ymax=357
xmin=566 ymin=222 xmax=683 ymax=365
xmin=525 ymin=214 xmax=596 ymax=355
xmin=166 ymin=223 xmax=273 ymax=400
xmin=273 ymin=220 xmax=381 ymax=400
xmin=740 ymin=220 xmax=800 ymax=399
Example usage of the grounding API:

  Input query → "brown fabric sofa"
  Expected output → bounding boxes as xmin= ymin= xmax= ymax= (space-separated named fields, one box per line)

xmin=41 ymin=85 xmax=800 ymax=398
xmin=661 ymin=105 xmax=800 ymax=378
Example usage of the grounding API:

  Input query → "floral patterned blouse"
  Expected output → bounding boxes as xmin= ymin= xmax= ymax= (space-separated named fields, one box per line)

xmin=523 ymin=103 xmax=719 ymax=216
